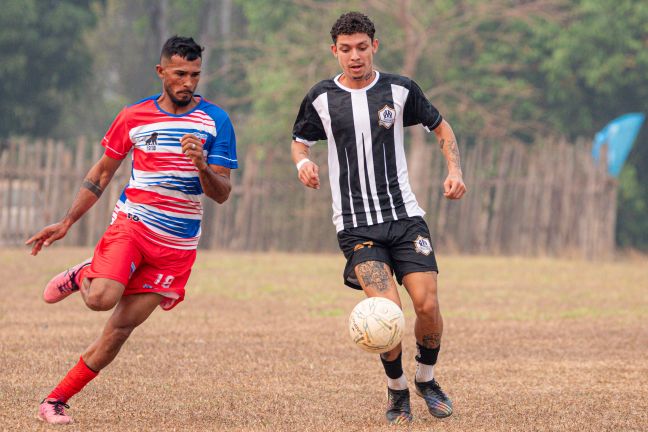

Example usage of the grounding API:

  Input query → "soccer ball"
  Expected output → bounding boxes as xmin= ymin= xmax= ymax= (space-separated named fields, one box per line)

xmin=348 ymin=297 xmax=405 ymax=354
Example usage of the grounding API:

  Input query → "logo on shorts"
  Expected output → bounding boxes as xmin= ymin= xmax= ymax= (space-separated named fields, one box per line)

xmin=378 ymin=105 xmax=396 ymax=129
xmin=413 ymin=235 xmax=433 ymax=256
xmin=143 ymin=284 xmax=153 ymax=289
xmin=354 ymin=241 xmax=374 ymax=251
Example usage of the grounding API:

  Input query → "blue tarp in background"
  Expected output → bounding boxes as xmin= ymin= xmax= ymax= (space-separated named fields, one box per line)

xmin=592 ymin=113 xmax=645 ymax=177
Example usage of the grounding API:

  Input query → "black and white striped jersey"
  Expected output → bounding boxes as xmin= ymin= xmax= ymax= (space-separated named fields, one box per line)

xmin=293 ymin=71 xmax=443 ymax=232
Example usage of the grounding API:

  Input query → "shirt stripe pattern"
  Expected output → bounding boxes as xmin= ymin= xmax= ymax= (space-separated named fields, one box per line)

xmin=293 ymin=72 xmax=442 ymax=232
xmin=103 ymin=95 xmax=238 ymax=249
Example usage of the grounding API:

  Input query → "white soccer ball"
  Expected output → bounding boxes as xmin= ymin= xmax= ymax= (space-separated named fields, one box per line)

xmin=348 ymin=297 xmax=405 ymax=354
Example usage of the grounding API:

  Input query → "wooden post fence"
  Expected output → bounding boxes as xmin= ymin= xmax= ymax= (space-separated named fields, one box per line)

xmin=0 ymin=136 xmax=617 ymax=259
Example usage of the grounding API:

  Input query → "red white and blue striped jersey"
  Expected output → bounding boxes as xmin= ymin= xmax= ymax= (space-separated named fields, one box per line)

xmin=103 ymin=94 xmax=238 ymax=250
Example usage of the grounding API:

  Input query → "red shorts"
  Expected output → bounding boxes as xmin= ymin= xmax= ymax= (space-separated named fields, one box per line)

xmin=84 ymin=214 xmax=197 ymax=310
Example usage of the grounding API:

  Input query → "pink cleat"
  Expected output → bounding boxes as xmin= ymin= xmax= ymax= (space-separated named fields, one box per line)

xmin=38 ymin=399 xmax=73 ymax=425
xmin=43 ymin=258 xmax=91 ymax=304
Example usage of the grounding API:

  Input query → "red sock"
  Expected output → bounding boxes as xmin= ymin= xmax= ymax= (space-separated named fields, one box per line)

xmin=47 ymin=357 xmax=99 ymax=402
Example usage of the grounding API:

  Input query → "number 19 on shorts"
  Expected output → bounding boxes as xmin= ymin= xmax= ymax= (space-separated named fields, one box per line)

xmin=154 ymin=273 xmax=175 ymax=289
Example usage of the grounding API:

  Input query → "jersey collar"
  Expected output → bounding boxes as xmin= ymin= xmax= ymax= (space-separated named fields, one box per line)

xmin=154 ymin=94 xmax=204 ymax=117
xmin=333 ymin=71 xmax=380 ymax=93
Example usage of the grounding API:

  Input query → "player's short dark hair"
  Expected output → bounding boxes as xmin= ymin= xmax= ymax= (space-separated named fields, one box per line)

xmin=160 ymin=36 xmax=204 ymax=61
xmin=330 ymin=11 xmax=376 ymax=43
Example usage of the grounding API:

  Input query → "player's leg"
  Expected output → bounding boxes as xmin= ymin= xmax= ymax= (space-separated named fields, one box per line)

xmin=403 ymin=271 xmax=443 ymax=377
xmin=402 ymin=272 xmax=452 ymax=418
xmin=43 ymin=264 xmax=125 ymax=311
xmin=82 ymin=292 xmax=162 ymax=370
xmin=338 ymin=225 xmax=413 ymax=424
xmin=42 ymin=216 xmax=140 ymax=309
xmin=354 ymin=260 xmax=413 ymax=425
xmin=79 ymin=277 xmax=126 ymax=311
xmin=355 ymin=260 xmax=404 ymax=361
xmin=391 ymin=216 xmax=452 ymax=418
xmin=38 ymin=293 xmax=162 ymax=424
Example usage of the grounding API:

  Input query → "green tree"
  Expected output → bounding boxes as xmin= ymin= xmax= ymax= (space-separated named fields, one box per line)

xmin=0 ymin=0 xmax=97 ymax=138
xmin=235 ymin=0 xmax=648 ymax=249
xmin=536 ymin=0 xmax=648 ymax=249
xmin=84 ymin=0 xmax=249 ymax=135
xmin=538 ymin=0 xmax=648 ymax=137
xmin=616 ymin=165 xmax=648 ymax=248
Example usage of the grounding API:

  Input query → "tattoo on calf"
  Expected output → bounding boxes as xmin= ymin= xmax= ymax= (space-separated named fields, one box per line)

xmin=356 ymin=261 xmax=391 ymax=292
xmin=422 ymin=333 xmax=441 ymax=349
xmin=82 ymin=179 xmax=103 ymax=198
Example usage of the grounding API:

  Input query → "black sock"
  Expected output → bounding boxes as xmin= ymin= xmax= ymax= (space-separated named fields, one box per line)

xmin=380 ymin=352 xmax=403 ymax=379
xmin=415 ymin=343 xmax=440 ymax=366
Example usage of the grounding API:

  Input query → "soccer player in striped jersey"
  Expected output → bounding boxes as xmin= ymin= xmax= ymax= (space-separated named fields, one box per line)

xmin=291 ymin=12 xmax=466 ymax=425
xmin=25 ymin=36 xmax=237 ymax=425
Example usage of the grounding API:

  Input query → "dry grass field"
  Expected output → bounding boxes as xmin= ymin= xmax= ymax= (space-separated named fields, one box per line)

xmin=1 ymin=247 xmax=647 ymax=431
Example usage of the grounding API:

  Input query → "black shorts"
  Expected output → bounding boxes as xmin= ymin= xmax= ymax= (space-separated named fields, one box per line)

xmin=336 ymin=216 xmax=439 ymax=290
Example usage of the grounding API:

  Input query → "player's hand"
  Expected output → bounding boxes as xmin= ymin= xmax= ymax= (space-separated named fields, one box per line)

xmin=443 ymin=173 xmax=467 ymax=200
xmin=298 ymin=160 xmax=320 ymax=189
xmin=180 ymin=134 xmax=207 ymax=170
xmin=25 ymin=222 xmax=71 ymax=256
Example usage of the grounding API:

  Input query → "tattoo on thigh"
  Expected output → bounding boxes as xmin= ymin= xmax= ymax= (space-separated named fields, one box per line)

xmin=422 ymin=333 xmax=441 ymax=349
xmin=356 ymin=261 xmax=391 ymax=292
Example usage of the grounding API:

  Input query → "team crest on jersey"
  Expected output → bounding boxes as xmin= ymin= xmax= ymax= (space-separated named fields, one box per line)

xmin=145 ymin=132 xmax=158 ymax=151
xmin=192 ymin=132 xmax=208 ymax=144
xmin=413 ymin=235 xmax=433 ymax=256
xmin=378 ymin=105 xmax=396 ymax=129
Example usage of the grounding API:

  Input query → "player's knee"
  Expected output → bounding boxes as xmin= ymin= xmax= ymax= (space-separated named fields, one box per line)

xmin=85 ymin=298 xmax=115 ymax=311
xmin=84 ymin=291 xmax=118 ymax=311
xmin=84 ymin=279 xmax=122 ymax=311
xmin=413 ymin=296 xmax=439 ymax=318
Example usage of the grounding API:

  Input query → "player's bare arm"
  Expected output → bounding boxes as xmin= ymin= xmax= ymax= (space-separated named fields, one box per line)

xmin=434 ymin=119 xmax=467 ymax=200
xmin=180 ymin=133 xmax=232 ymax=203
xmin=291 ymin=140 xmax=320 ymax=189
xmin=200 ymin=165 xmax=231 ymax=204
xmin=25 ymin=155 xmax=123 ymax=255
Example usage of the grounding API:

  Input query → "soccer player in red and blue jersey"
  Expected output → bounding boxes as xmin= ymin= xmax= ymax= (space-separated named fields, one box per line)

xmin=25 ymin=36 xmax=237 ymax=425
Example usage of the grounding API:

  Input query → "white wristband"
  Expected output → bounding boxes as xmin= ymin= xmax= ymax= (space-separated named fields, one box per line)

xmin=296 ymin=158 xmax=311 ymax=171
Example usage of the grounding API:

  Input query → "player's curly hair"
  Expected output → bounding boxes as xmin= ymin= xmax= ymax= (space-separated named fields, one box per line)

xmin=330 ymin=11 xmax=376 ymax=43
xmin=161 ymin=36 xmax=204 ymax=61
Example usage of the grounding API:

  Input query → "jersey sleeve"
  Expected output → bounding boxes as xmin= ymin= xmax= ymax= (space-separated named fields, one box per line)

xmin=207 ymin=113 xmax=238 ymax=169
xmin=292 ymin=91 xmax=327 ymax=146
xmin=403 ymin=80 xmax=443 ymax=132
xmin=102 ymin=108 xmax=133 ymax=159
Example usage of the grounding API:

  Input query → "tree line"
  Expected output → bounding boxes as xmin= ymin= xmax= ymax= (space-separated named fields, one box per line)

xmin=1 ymin=0 xmax=646 ymax=250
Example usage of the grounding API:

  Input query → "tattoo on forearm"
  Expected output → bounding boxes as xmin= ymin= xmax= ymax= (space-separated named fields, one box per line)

xmin=439 ymin=138 xmax=445 ymax=150
xmin=443 ymin=139 xmax=461 ymax=170
xmin=82 ymin=179 xmax=103 ymax=198
xmin=422 ymin=333 xmax=441 ymax=349
xmin=356 ymin=261 xmax=392 ymax=292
